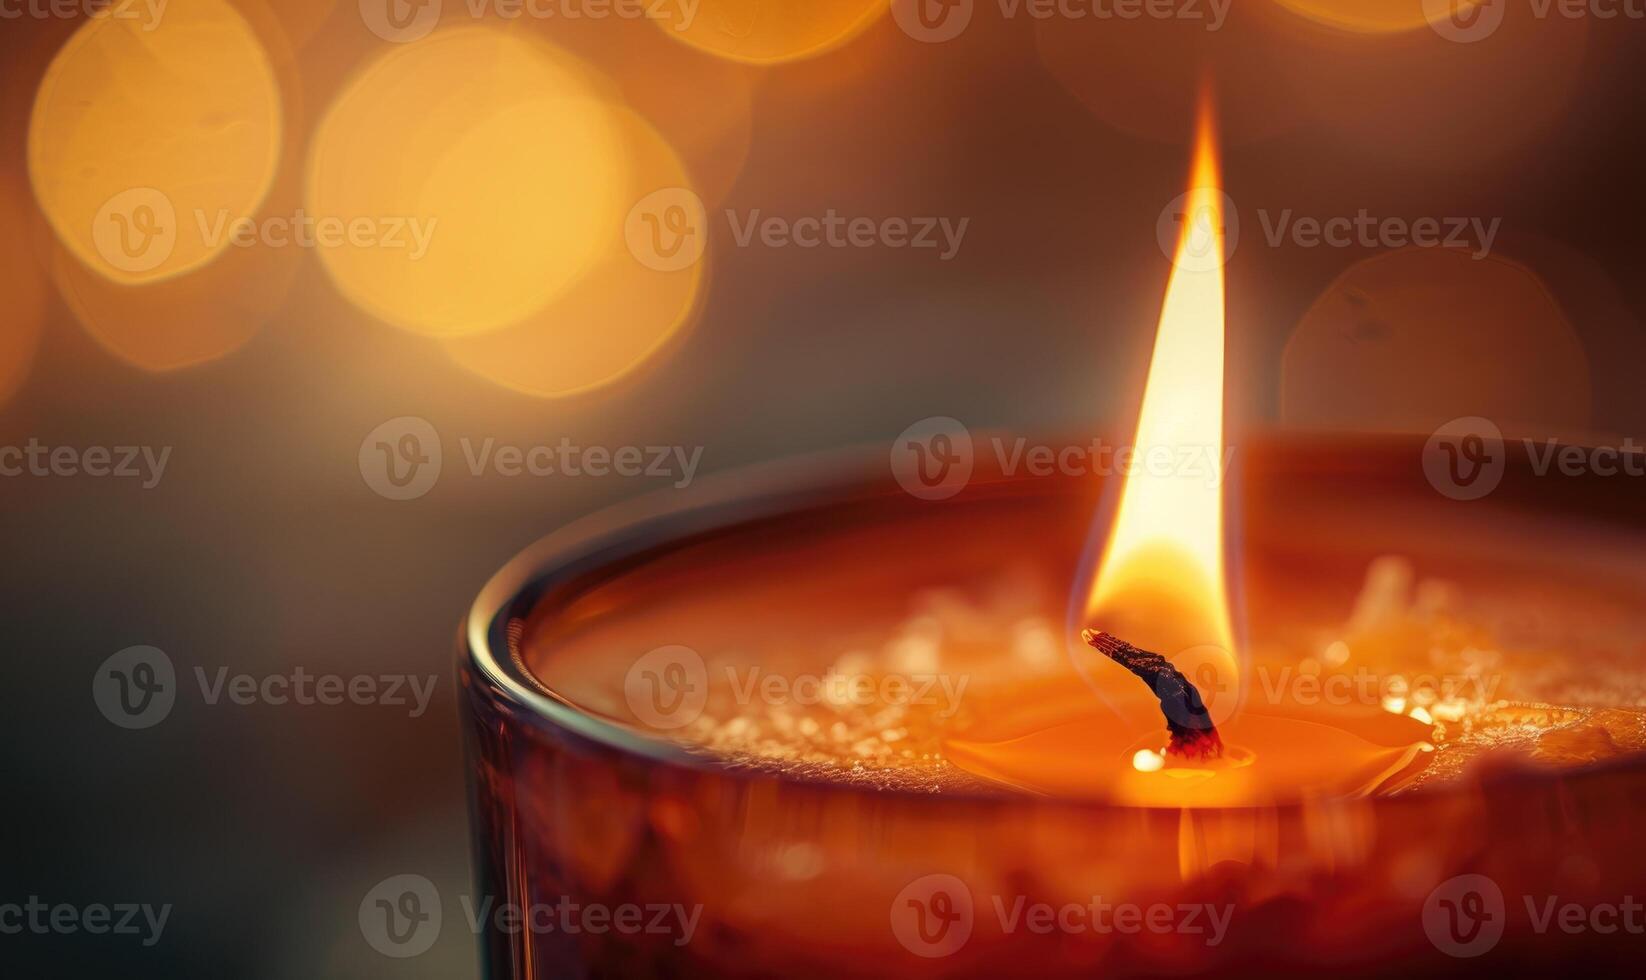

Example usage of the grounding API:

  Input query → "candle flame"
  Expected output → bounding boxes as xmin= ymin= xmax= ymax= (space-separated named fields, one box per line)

xmin=1083 ymin=104 xmax=1237 ymax=696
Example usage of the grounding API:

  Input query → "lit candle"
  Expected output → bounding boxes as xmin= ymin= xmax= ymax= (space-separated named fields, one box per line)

xmin=460 ymin=107 xmax=1646 ymax=979
xmin=942 ymin=105 xmax=1433 ymax=808
xmin=465 ymin=443 xmax=1646 ymax=975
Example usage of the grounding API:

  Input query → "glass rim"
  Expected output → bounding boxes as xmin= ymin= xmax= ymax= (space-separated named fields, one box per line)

xmin=463 ymin=446 xmax=901 ymax=773
xmin=462 ymin=434 xmax=1646 ymax=804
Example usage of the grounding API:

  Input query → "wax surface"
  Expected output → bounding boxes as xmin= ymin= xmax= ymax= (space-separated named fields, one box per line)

xmin=944 ymin=709 xmax=1435 ymax=806
xmin=521 ymin=477 xmax=1646 ymax=798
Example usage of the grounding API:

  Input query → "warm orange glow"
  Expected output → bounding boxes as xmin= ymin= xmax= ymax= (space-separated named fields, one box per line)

xmin=1083 ymin=107 xmax=1236 ymax=696
xmin=442 ymin=107 xmax=707 ymax=398
xmin=650 ymin=0 xmax=887 ymax=65
xmin=28 ymin=0 xmax=282 ymax=285
xmin=50 ymin=220 xmax=301 ymax=373
xmin=306 ymin=28 xmax=626 ymax=337
xmin=1280 ymin=248 xmax=1590 ymax=435
xmin=539 ymin=12 xmax=754 ymax=206
xmin=942 ymin=103 xmax=1436 ymax=806
xmin=1273 ymin=0 xmax=1488 ymax=34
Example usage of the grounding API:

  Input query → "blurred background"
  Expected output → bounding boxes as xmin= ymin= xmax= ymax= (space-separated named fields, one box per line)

xmin=4 ymin=1 xmax=1646 ymax=976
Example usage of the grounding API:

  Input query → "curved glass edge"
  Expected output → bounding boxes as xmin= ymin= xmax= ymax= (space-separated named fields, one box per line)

xmin=461 ymin=448 xmax=904 ymax=773
xmin=458 ymin=438 xmax=1646 ymax=806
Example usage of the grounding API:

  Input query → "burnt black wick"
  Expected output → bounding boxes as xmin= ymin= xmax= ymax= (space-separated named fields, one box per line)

xmin=1082 ymin=629 xmax=1224 ymax=761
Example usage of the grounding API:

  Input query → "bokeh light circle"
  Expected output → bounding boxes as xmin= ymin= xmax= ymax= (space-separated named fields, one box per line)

xmin=306 ymin=28 xmax=629 ymax=337
xmin=443 ymin=107 xmax=707 ymax=399
xmin=27 ymin=0 xmax=283 ymax=285
xmin=650 ymin=0 xmax=888 ymax=65
xmin=521 ymin=12 xmax=755 ymax=206
xmin=1271 ymin=0 xmax=1489 ymax=34
xmin=1281 ymin=247 xmax=1590 ymax=435
xmin=46 ymin=219 xmax=303 ymax=373
xmin=1275 ymin=0 xmax=1587 ymax=170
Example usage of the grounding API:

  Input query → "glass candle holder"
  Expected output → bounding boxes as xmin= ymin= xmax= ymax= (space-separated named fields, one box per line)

xmin=459 ymin=437 xmax=1646 ymax=978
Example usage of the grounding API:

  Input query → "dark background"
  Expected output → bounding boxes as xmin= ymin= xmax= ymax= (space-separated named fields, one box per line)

xmin=4 ymin=2 xmax=1646 ymax=977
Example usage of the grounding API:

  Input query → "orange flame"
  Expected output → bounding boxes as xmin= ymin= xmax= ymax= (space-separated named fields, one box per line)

xmin=1083 ymin=104 xmax=1237 ymax=694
